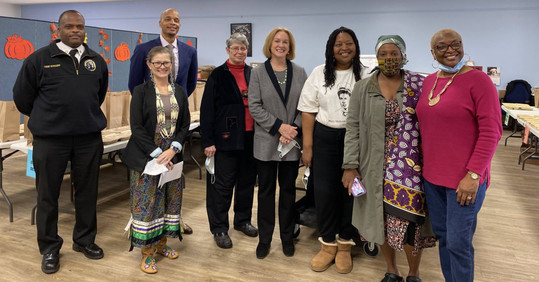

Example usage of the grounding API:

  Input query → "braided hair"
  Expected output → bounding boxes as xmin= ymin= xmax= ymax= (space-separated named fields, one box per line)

xmin=323 ymin=27 xmax=362 ymax=88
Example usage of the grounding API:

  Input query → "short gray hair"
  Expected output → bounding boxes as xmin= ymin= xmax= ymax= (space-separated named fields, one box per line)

xmin=226 ymin=33 xmax=249 ymax=49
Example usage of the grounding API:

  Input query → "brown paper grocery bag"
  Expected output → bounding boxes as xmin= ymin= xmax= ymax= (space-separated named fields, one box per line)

xmin=194 ymin=82 xmax=205 ymax=111
xmin=122 ymin=91 xmax=131 ymax=126
xmin=188 ymin=92 xmax=196 ymax=113
xmin=24 ymin=115 xmax=33 ymax=145
xmin=0 ymin=101 xmax=21 ymax=142
xmin=106 ymin=92 xmax=124 ymax=129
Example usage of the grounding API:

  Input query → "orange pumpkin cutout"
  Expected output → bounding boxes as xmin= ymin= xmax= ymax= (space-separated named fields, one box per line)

xmin=5 ymin=34 xmax=34 ymax=60
xmin=114 ymin=42 xmax=130 ymax=61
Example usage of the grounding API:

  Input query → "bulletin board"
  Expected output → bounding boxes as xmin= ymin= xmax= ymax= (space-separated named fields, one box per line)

xmin=0 ymin=16 xmax=197 ymax=101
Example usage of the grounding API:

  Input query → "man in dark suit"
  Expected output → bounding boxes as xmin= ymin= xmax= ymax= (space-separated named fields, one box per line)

xmin=13 ymin=10 xmax=107 ymax=274
xmin=128 ymin=8 xmax=196 ymax=234
xmin=128 ymin=8 xmax=198 ymax=97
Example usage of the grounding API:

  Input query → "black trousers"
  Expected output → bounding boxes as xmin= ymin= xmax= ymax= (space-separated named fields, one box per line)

xmin=256 ymin=159 xmax=298 ymax=244
xmin=33 ymin=133 xmax=103 ymax=254
xmin=313 ymin=122 xmax=355 ymax=242
xmin=206 ymin=132 xmax=257 ymax=234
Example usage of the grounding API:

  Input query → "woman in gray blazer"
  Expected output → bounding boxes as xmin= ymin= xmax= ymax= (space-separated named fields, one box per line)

xmin=248 ymin=27 xmax=307 ymax=259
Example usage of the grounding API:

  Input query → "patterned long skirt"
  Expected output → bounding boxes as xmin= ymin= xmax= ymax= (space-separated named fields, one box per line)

xmin=129 ymin=135 xmax=183 ymax=248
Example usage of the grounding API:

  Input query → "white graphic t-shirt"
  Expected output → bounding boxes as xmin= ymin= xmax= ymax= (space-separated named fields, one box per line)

xmin=298 ymin=64 xmax=358 ymax=129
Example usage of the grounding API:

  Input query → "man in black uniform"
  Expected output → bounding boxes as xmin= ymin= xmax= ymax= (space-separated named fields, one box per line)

xmin=13 ymin=10 xmax=108 ymax=274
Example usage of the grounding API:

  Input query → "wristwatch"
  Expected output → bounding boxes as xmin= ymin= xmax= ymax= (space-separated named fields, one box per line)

xmin=172 ymin=146 xmax=180 ymax=153
xmin=467 ymin=171 xmax=480 ymax=180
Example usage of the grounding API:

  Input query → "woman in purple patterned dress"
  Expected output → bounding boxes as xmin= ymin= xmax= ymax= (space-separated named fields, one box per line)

xmin=342 ymin=35 xmax=436 ymax=282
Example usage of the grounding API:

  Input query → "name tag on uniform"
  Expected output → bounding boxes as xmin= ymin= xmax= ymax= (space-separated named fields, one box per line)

xmin=44 ymin=64 xmax=61 ymax=68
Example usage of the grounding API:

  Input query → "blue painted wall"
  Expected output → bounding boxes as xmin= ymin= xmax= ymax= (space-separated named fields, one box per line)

xmin=19 ymin=0 xmax=539 ymax=90
xmin=0 ymin=15 xmax=197 ymax=101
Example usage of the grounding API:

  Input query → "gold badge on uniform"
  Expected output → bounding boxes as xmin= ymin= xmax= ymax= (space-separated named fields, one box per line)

xmin=84 ymin=59 xmax=96 ymax=71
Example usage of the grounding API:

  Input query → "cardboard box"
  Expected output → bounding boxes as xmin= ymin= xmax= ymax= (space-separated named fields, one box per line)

xmin=534 ymin=88 xmax=539 ymax=108
xmin=198 ymin=65 xmax=215 ymax=80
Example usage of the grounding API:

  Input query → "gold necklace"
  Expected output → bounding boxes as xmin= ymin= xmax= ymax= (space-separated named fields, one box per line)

xmin=428 ymin=68 xmax=461 ymax=106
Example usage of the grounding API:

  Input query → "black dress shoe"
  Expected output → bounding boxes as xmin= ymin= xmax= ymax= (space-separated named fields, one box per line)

xmin=73 ymin=242 xmax=104 ymax=260
xmin=406 ymin=276 xmax=422 ymax=282
xmin=256 ymin=242 xmax=270 ymax=259
xmin=381 ymin=272 xmax=404 ymax=282
xmin=42 ymin=252 xmax=60 ymax=274
xmin=234 ymin=223 xmax=258 ymax=237
xmin=214 ymin=232 xmax=233 ymax=249
xmin=282 ymin=240 xmax=295 ymax=257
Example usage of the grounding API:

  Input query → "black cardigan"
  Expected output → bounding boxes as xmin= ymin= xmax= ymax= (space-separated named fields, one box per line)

xmin=200 ymin=62 xmax=251 ymax=151
xmin=121 ymin=80 xmax=190 ymax=171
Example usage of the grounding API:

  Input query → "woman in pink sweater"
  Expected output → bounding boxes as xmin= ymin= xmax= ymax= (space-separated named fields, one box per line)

xmin=416 ymin=29 xmax=502 ymax=282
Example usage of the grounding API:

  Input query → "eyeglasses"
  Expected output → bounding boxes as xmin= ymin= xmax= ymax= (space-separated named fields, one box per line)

xmin=434 ymin=41 xmax=462 ymax=52
xmin=150 ymin=61 xmax=171 ymax=67
xmin=229 ymin=46 xmax=247 ymax=52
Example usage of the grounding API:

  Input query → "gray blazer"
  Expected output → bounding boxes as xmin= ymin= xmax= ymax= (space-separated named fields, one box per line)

xmin=248 ymin=60 xmax=307 ymax=162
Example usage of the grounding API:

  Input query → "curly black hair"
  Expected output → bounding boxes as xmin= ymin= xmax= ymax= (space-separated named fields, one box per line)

xmin=323 ymin=26 xmax=362 ymax=88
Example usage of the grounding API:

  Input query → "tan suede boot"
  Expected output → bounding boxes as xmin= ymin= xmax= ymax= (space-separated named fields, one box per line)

xmin=335 ymin=237 xmax=355 ymax=274
xmin=154 ymin=237 xmax=179 ymax=259
xmin=311 ymin=237 xmax=338 ymax=272
xmin=140 ymin=246 xmax=157 ymax=274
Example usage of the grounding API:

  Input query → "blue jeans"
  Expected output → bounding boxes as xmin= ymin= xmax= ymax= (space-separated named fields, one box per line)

xmin=424 ymin=179 xmax=486 ymax=282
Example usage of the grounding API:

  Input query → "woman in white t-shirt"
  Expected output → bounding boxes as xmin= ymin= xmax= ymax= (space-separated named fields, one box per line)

xmin=298 ymin=26 xmax=364 ymax=274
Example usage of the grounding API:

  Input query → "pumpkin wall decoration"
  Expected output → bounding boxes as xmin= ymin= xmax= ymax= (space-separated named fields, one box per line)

xmin=114 ymin=42 xmax=130 ymax=61
xmin=98 ymin=29 xmax=111 ymax=75
xmin=50 ymin=22 xmax=59 ymax=43
xmin=5 ymin=34 xmax=34 ymax=60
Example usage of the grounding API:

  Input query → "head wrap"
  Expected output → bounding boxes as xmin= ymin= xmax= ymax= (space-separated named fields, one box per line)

xmin=375 ymin=35 xmax=408 ymax=65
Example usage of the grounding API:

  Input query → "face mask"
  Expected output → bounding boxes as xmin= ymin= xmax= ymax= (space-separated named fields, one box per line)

xmin=377 ymin=58 xmax=403 ymax=77
xmin=438 ymin=57 xmax=466 ymax=73
xmin=205 ymin=156 xmax=215 ymax=184
xmin=277 ymin=140 xmax=301 ymax=158
xmin=302 ymin=167 xmax=310 ymax=189
xmin=205 ymin=156 xmax=215 ymax=175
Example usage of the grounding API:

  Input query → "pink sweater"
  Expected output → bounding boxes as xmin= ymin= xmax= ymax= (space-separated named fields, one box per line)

xmin=416 ymin=69 xmax=502 ymax=189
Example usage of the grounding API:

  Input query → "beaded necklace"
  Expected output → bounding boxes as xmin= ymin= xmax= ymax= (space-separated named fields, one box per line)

xmin=274 ymin=67 xmax=287 ymax=85
xmin=155 ymin=84 xmax=179 ymax=138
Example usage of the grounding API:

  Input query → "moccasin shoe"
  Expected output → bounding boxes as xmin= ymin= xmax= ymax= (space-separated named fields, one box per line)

xmin=156 ymin=245 xmax=179 ymax=259
xmin=140 ymin=255 xmax=157 ymax=274
xmin=234 ymin=223 xmax=258 ymax=237
xmin=41 ymin=252 xmax=60 ymax=274
xmin=73 ymin=242 xmax=104 ymax=259
xmin=214 ymin=232 xmax=233 ymax=249
xmin=256 ymin=242 xmax=271 ymax=259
